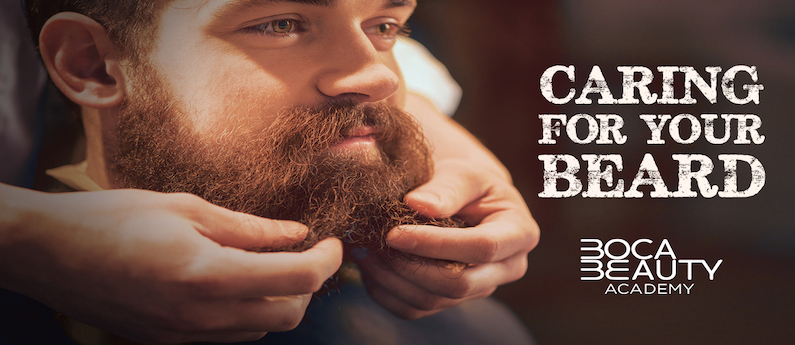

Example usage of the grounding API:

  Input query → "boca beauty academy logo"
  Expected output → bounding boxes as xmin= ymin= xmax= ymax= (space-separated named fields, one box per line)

xmin=580 ymin=239 xmax=723 ymax=295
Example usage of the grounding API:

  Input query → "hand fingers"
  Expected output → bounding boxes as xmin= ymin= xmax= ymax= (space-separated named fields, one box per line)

xmin=362 ymin=273 xmax=496 ymax=321
xmin=181 ymin=193 xmax=308 ymax=250
xmin=124 ymin=330 xmax=269 ymax=345
xmin=358 ymin=254 xmax=495 ymax=312
xmin=385 ymin=253 xmax=528 ymax=299
xmin=404 ymin=160 xmax=491 ymax=218
xmin=143 ymin=294 xmax=311 ymax=343
xmin=204 ymin=213 xmax=308 ymax=251
xmin=362 ymin=277 xmax=445 ymax=320
xmin=192 ymin=238 xmax=343 ymax=298
xmin=183 ymin=331 xmax=269 ymax=344
xmin=234 ymin=295 xmax=310 ymax=332
xmin=399 ymin=174 xmax=540 ymax=264
xmin=387 ymin=213 xmax=537 ymax=264
xmin=195 ymin=294 xmax=312 ymax=333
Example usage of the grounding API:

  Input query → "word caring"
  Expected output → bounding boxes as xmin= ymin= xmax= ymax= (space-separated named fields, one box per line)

xmin=537 ymin=65 xmax=766 ymax=198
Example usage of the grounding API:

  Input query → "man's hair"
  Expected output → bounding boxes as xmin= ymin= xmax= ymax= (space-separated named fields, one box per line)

xmin=26 ymin=0 xmax=161 ymax=58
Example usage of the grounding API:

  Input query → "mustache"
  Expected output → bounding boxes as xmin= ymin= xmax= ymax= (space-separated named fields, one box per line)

xmin=264 ymin=100 xmax=415 ymax=163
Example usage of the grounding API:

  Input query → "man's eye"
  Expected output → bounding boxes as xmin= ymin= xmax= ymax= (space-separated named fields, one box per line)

xmin=372 ymin=23 xmax=411 ymax=39
xmin=376 ymin=23 xmax=393 ymax=36
xmin=243 ymin=18 xmax=302 ymax=36
xmin=271 ymin=19 xmax=295 ymax=34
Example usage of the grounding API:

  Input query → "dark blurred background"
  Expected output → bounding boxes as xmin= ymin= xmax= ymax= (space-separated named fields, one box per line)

xmin=409 ymin=1 xmax=795 ymax=344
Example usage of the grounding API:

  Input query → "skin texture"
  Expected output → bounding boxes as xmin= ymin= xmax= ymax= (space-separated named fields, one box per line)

xmin=0 ymin=0 xmax=540 ymax=342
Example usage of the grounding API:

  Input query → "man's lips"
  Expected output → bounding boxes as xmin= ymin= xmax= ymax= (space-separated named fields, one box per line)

xmin=330 ymin=126 xmax=378 ymax=151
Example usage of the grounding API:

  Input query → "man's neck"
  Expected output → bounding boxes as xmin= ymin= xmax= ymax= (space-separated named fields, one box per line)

xmin=82 ymin=107 xmax=114 ymax=189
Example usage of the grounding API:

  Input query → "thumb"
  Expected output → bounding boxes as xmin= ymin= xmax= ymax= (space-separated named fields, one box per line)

xmin=405 ymin=161 xmax=490 ymax=219
xmin=194 ymin=202 xmax=308 ymax=250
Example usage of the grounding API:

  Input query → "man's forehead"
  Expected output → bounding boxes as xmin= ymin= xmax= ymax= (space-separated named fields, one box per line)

xmin=209 ymin=0 xmax=416 ymax=16
xmin=217 ymin=0 xmax=417 ymax=7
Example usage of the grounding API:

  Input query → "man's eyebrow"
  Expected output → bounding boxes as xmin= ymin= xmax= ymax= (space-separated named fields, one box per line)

xmin=214 ymin=0 xmax=334 ymax=19
xmin=382 ymin=0 xmax=416 ymax=9
xmin=213 ymin=0 xmax=415 ymax=22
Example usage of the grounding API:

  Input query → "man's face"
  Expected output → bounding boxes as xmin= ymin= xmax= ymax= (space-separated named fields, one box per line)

xmin=108 ymin=0 xmax=445 ymax=253
xmin=134 ymin=0 xmax=415 ymax=139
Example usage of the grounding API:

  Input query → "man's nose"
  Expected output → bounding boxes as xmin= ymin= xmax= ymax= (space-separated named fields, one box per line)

xmin=315 ymin=30 xmax=400 ymax=103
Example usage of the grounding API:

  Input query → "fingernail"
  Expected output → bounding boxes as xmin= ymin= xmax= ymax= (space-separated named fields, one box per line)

xmin=281 ymin=221 xmax=309 ymax=239
xmin=386 ymin=227 xmax=417 ymax=250
xmin=411 ymin=191 xmax=441 ymax=206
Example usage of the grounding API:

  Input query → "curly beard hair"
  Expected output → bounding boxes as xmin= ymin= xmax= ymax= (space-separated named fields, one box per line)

xmin=108 ymin=65 xmax=461 ymax=261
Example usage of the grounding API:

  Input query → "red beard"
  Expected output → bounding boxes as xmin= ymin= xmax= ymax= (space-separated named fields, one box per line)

xmin=110 ymin=90 xmax=461 ymax=258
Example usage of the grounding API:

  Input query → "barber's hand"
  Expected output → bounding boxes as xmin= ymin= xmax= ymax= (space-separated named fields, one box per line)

xmin=356 ymin=160 xmax=539 ymax=319
xmin=0 ymin=186 xmax=342 ymax=343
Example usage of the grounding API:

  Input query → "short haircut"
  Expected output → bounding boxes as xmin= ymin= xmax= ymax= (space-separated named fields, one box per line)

xmin=26 ymin=0 xmax=162 ymax=58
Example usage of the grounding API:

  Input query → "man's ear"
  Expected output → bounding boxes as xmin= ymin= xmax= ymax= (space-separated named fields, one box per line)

xmin=39 ymin=12 xmax=125 ymax=108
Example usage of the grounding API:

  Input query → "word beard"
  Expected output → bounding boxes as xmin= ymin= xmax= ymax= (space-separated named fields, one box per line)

xmin=110 ymin=96 xmax=461 ymax=260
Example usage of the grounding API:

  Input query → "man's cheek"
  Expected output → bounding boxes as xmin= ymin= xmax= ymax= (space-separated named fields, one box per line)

xmin=164 ymin=69 xmax=289 ymax=137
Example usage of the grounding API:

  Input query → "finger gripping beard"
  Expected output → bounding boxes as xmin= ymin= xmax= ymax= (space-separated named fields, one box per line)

xmin=259 ymin=101 xmax=454 ymax=253
xmin=111 ymin=96 xmax=463 ymax=264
